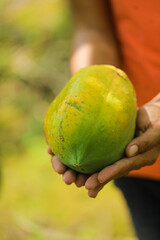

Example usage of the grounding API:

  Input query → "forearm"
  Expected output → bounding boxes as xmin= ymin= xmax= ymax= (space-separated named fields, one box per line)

xmin=69 ymin=0 xmax=120 ymax=75
xmin=70 ymin=29 xmax=120 ymax=75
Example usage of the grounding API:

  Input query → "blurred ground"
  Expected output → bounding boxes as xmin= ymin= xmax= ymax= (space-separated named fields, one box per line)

xmin=0 ymin=0 xmax=137 ymax=239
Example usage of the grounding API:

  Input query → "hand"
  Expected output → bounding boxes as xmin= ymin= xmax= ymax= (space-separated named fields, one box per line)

xmin=48 ymin=147 xmax=89 ymax=187
xmin=49 ymin=148 xmax=108 ymax=197
xmin=85 ymin=93 xmax=160 ymax=198
xmin=49 ymin=93 xmax=160 ymax=198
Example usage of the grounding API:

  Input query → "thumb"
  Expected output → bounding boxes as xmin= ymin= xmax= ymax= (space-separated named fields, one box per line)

xmin=126 ymin=124 xmax=160 ymax=157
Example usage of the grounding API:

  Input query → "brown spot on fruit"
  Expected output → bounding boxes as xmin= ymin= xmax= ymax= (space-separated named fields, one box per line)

xmin=60 ymin=135 xmax=64 ymax=141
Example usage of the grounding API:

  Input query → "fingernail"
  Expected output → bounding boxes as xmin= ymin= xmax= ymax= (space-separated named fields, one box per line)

xmin=128 ymin=145 xmax=138 ymax=157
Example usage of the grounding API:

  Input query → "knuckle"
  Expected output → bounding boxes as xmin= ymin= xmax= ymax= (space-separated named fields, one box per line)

xmin=115 ymin=158 xmax=133 ymax=173
xmin=128 ymin=161 xmax=135 ymax=171
xmin=132 ymin=155 xmax=144 ymax=169
xmin=139 ymin=140 xmax=150 ymax=152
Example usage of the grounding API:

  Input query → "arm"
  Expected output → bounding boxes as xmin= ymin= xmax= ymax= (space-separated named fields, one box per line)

xmin=69 ymin=0 xmax=120 ymax=74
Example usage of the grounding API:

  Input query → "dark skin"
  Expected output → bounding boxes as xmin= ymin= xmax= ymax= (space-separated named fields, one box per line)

xmin=49 ymin=0 xmax=160 ymax=198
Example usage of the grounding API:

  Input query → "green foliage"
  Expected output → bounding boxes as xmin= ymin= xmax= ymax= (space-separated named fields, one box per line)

xmin=0 ymin=0 xmax=136 ymax=239
xmin=0 ymin=0 xmax=72 ymax=155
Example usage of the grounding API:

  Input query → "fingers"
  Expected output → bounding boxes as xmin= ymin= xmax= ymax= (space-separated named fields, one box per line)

xmin=48 ymin=147 xmax=54 ymax=155
xmin=97 ymin=158 xmax=131 ymax=183
xmin=75 ymin=174 xmax=89 ymax=187
xmin=88 ymin=183 xmax=105 ymax=198
xmin=98 ymin=145 xmax=160 ymax=184
xmin=126 ymin=123 xmax=160 ymax=157
xmin=63 ymin=169 xmax=77 ymax=185
xmin=85 ymin=173 xmax=99 ymax=190
xmin=51 ymin=152 xmax=88 ymax=186
xmin=51 ymin=155 xmax=67 ymax=174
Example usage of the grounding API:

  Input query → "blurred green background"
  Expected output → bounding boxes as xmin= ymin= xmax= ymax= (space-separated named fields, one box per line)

xmin=0 ymin=0 xmax=136 ymax=239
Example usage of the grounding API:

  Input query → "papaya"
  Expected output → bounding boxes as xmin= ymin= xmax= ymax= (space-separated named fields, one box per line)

xmin=44 ymin=65 xmax=137 ymax=174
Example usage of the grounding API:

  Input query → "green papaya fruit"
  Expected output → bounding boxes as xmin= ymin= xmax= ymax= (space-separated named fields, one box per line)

xmin=44 ymin=65 xmax=137 ymax=174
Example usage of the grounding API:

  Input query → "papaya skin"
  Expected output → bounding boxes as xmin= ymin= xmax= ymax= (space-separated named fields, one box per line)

xmin=44 ymin=65 xmax=137 ymax=174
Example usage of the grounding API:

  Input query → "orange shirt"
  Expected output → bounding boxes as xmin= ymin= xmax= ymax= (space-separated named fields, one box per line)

xmin=110 ymin=0 xmax=160 ymax=180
